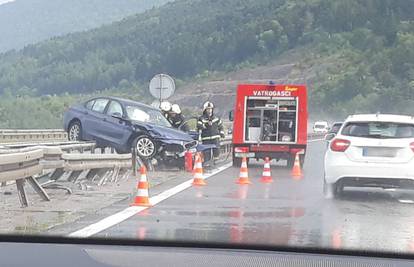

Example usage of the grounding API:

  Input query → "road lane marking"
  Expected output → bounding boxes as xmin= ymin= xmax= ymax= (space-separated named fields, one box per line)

xmin=398 ymin=199 xmax=414 ymax=204
xmin=68 ymin=162 xmax=233 ymax=238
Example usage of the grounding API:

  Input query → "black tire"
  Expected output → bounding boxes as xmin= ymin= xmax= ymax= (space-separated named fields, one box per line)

xmin=324 ymin=178 xmax=342 ymax=199
xmin=335 ymin=180 xmax=344 ymax=197
xmin=232 ymin=157 xmax=242 ymax=167
xmin=133 ymin=135 xmax=157 ymax=159
xmin=300 ymin=154 xmax=305 ymax=167
xmin=286 ymin=155 xmax=295 ymax=168
xmin=68 ymin=120 xmax=82 ymax=141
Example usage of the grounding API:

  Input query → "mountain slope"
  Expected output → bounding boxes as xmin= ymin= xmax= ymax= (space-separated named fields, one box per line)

xmin=0 ymin=0 xmax=170 ymax=52
xmin=0 ymin=0 xmax=413 ymax=118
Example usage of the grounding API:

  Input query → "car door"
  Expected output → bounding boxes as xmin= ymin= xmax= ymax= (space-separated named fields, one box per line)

xmin=83 ymin=98 xmax=110 ymax=143
xmin=102 ymin=100 xmax=132 ymax=150
xmin=77 ymin=99 xmax=96 ymax=140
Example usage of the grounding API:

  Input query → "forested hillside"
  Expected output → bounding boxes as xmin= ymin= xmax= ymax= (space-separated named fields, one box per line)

xmin=0 ymin=0 xmax=413 ymax=127
xmin=0 ymin=0 xmax=170 ymax=52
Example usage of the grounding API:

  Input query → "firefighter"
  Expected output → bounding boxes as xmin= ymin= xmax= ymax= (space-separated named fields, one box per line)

xmin=160 ymin=101 xmax=172 ymax=119
xmin=168 ymin=104 xmax=188 ymax=131
xmin=197 ymin=101 xmax=225 ymax=160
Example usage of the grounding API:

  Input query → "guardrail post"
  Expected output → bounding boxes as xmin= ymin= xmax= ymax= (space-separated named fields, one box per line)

xmin=16 ymin=178 xmax=28 ymax=208
xmin=26 ymin=176 xmax=50 ymax=201
xmin=49 ymin=168 xmax=65 ymax=181
xmin=68 ymin=170 xmax=82 ymax=182
xmin=132 ymin=147 xmax=137 ymax=177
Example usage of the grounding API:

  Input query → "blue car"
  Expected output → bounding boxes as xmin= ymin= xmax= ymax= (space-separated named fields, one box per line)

xmin=63 ymin=97 xmax=198 ymax=162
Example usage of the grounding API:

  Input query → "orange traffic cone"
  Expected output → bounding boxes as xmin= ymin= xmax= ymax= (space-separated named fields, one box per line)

xmin=131 ymin=165 xmax=151 ymax=206
xmin=236 ymin=157 xmax=251 ymax=184
xmin=260 ymin=157 xmax=273 ymax=183
xmin=291 ymin=153 xmax=303 ymax=179
xmin=192 ymin=153 xmax=206 ymax=186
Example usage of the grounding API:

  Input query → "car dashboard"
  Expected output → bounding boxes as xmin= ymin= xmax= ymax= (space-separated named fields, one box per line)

xmin=1 ymin=239 xmax=414 ymax=267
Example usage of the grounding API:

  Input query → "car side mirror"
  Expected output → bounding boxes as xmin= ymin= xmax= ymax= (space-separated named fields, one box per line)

xmin=229 ymin=110 xmax=234 ymax=121
xmin=325 ymin=133 xmax=336 ymax=141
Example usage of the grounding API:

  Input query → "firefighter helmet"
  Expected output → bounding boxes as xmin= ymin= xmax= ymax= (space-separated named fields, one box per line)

xmin=160 ymin=101 xmax=172 ymax=112
xmin=171 ymin=104 xmax=181 ymax=114
xmin=203 ymin=101 xmax=214 ymax=111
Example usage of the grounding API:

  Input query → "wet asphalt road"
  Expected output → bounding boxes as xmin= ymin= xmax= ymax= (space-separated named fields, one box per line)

xmin=97 ymin=140 xmax=414 ymax=254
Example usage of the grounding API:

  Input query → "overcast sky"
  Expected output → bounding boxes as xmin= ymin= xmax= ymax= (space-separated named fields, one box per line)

xmin=0 ymin=0 xmax=15 ymax=5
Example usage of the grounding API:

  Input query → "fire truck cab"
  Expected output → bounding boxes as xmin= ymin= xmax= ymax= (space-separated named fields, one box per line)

xmin=230 ymin=83 xmax=307 ymax=167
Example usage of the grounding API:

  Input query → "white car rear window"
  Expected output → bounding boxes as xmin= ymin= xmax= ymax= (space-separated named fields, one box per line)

xmin=341 ymin=122 xmax=414 ymax=138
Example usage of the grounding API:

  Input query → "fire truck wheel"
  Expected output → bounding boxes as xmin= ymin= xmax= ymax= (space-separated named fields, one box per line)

xmin=287 ymin=155 xmax=295 ymax=168
xmin=300 ymin=154 xmax=305 ymax=167
xmin=287 ymin=154 xmax=305 ymax=168
xmin=232 ymin=157 xmax=242 ymax=167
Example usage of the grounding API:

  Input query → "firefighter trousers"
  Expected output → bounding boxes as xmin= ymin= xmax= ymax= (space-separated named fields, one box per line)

xmin=202 ymin=139 xmax=220 ymax=159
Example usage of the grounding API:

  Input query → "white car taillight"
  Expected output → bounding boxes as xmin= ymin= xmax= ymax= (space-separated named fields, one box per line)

xmin=410 ymin=142 xmax=414 ymax=153
xmin=330 ymin=138 xmax=351 ymax=152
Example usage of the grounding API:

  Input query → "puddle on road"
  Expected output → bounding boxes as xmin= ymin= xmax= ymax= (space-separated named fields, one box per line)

xmin=166 ymin=208 xmax=305 ymax=219
xmin=140 ymin=221 xmax=298 ymax=245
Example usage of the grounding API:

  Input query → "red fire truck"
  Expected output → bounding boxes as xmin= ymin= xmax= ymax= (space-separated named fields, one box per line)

xmin=229 ymin=83 xmax=307 ymax=167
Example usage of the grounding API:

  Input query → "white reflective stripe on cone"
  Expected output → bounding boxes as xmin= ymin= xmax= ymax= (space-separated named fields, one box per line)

xmin=194 ymin=172 xmax=204 ymax=179
xmin=140 ymin=175 xmax=147 ymax=182
xmin=263 ymin=171 xmax=271 ymax=176
xmin=195 ymin=163 xmax=202 ymax=168
xmin=239 ymin=172 xmax=248 ymax=178
xmin=137 ymin=189 xmax=149 ymax=197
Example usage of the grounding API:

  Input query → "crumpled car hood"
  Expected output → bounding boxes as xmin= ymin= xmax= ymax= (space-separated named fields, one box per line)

xmin=139 ymin=123 xmax=194 ymax=142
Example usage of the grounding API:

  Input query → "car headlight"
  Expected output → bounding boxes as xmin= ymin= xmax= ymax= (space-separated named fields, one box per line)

xmin=282 ymin=135 xmax=291 ymax=142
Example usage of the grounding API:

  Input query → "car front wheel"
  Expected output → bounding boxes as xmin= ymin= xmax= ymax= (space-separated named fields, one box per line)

xmin=134 ymin=135 xmax=157 ymax=159
xmin=68 ymin=121 xmax=82 ymax=141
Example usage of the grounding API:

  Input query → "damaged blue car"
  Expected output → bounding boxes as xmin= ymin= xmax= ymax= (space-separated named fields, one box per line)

xmin=63 ymin=97 xmax=205 ymax=166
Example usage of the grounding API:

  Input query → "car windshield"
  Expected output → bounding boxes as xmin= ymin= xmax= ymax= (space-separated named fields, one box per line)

xmin=2 ymin=0 xmax=414 ymax=260
xmin=126 ymin=105 xmax=171 ymax=127
xmin=341 ymin=122 xmax=414 ymax=138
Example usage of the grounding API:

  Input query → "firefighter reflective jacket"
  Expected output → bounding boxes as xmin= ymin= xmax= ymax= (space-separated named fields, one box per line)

xmin=197 ymin=113 xmax=225 ymax=141
xmin=168 ymin=114 xmax=183 ymax=128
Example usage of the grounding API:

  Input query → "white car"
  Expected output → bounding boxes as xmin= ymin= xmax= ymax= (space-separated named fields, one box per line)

xmin=324 ymin=114 xmax=414 ymax=198
xmin=313 ymin=121 xmax=329 ymax=134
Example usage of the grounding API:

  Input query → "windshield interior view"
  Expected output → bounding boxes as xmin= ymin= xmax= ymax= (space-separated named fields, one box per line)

xmin=1 ymin=0 xmax=414 ymax=266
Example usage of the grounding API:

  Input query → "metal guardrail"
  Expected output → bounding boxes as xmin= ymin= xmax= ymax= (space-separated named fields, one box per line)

xmin=0 ymin=142 xmax=130 ymax=207
xmin=0 ymin=129 xmax=68 ymax=144
xmin=0 ymin=148 xmax=50 ymax=207
xmin=62 ymin=153 xmax=132 ymax=171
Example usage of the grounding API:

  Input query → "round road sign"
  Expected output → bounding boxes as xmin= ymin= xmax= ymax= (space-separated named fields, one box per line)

xmin=149 ymin=74 xmax=175 ymax=101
